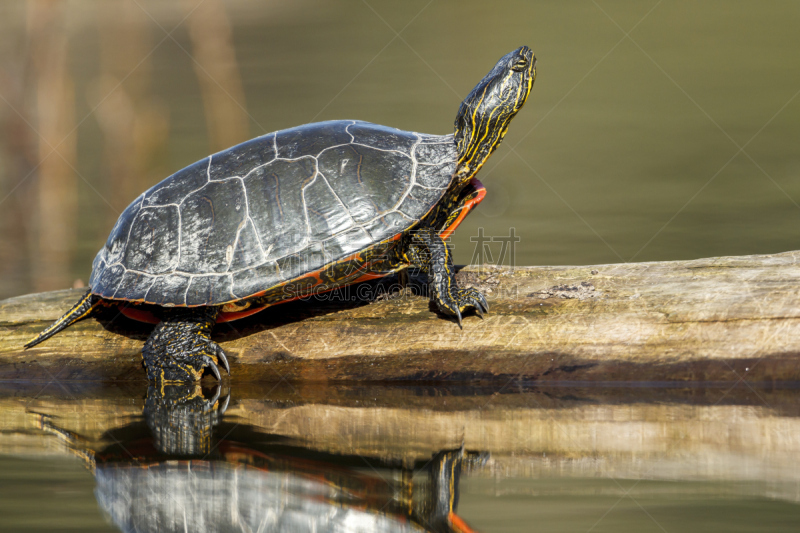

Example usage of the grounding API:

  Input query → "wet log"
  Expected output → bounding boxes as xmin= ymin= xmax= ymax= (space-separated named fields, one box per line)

xmin=2 ymin=251 xmax=800 ymax=382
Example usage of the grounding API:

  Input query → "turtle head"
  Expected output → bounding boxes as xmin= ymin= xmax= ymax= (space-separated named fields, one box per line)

xmin=454 ymin=46 xmax=536 ymax=182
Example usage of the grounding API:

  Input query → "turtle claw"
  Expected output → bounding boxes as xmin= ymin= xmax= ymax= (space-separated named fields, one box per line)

xmin=433 ymin=286 xmax=488 ymax=327
xmin=201 ymin=355 xmax=222 ymax=381
xmin=455 ymin=287 xmax=489 ymax=321
xmin=209 ymin=385 xmax=222 ymax=407
xmin=477 ymin=292 xmax=489 ymax=313
xmin=205 ymin=384 xmax=230 ymax=414
xmin=219 ymin=393 xmax=231 ymax=415
xmin=214 ymin=344 xmax=230 ymax=374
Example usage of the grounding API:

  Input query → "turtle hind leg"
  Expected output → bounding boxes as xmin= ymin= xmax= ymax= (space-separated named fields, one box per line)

xmin=406 ymin=227 xmax=489 ymax=328
xmin=24 ymin=289 xmax=100 ymax=349
xmin=142 ymin=307 xmax=230 ymax=382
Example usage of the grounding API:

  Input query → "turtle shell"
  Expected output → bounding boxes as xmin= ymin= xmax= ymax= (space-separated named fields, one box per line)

xmin=89 ymin=120 xmax=457 ymax=306
xmin=95 ymin=460 xmax=429 ymax=533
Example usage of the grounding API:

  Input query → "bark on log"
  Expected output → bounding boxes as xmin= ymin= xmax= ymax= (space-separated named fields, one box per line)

xmin=2 ymin=251 xmax=800 ymax=382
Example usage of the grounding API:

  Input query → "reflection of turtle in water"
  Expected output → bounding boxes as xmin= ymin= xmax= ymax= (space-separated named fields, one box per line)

xmin=25 ymin=47 xmax=536 ymax=383
xmin=36 ymin=385 xmax=484 ymax=533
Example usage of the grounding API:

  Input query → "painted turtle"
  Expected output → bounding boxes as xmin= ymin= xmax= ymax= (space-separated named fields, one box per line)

xmin=25 ymin=47 xmax=536 ymax=381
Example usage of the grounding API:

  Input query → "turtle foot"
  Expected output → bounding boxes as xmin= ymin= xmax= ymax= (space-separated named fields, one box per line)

xmin=145 ymin=383 xmax=230 ymax=455
xmin=408 ymin=226 xmax=489 ymax=327
xmin=434 ymin=286 xmax=489 ymax=328
xmin=142 ymin=308 xmax=229 ymax=382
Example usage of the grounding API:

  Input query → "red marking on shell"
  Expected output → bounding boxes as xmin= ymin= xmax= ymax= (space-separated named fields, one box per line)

xmin=217 ymin=305 xmax=269 ymax=323
xmin=119 ymin=306 xmax=160 ymax=325
xmin=449 ymin=512 xmax=479 ymax=533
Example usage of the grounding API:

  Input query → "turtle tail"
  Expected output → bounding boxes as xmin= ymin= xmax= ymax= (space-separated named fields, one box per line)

xmin=24 ymin=289 xmax=101 ymax=349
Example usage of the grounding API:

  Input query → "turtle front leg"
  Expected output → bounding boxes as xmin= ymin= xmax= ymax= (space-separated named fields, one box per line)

xmin=406 ymin=227 xmax=489 ymax=327
xmin=142 ymin=307 xmax=230 ymax=382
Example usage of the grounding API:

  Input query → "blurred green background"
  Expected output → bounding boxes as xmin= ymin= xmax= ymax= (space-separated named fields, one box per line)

xmin=1 ymin=0 xmax=799 ymax=299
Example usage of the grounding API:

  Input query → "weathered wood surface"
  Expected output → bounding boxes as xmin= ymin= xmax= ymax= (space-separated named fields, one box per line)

xmin=2 ymin=251 xmax=800 ymax=382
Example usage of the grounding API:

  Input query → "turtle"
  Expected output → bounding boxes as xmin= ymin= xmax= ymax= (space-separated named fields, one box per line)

xmin=25 ymin=46 xmax=537 ymax=382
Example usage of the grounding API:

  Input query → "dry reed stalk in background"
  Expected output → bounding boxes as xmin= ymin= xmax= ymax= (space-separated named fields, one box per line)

xmin=26 ymin=0 xmax=77 ymax=292
xmin=184 ymin=0 xmax=250 ymax=152
xmin=91 ymin=0 xmax=169 ymax=223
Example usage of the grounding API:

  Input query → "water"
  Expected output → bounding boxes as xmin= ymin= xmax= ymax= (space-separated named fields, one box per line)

xmin=2 ymin=383 xmax=800 ymax=532
xmin=1 ymin=0 xmax=799 ymax=296
xmin=2 ymin=1 xmax=800 ymax=530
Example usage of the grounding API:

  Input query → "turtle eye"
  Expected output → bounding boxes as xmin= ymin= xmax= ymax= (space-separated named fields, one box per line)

xmin=512 ymin=59 xmax=528 ymax=72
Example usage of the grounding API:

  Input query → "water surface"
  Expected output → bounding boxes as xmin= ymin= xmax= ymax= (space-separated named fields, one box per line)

xmin=2 ymin=383 xmax=800 ymax=531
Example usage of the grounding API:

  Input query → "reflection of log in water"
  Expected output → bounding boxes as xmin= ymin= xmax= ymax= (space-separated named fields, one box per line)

xmin=35 ymin=384 xmax=479 ymax=533
xmin=13 ymin=383 xmax=800 ymax=504
xmin=26 ymin=0 xmax=78 ymax=292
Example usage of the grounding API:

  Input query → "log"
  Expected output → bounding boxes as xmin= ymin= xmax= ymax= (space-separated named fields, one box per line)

xmin=2 ymin=250 xmax=800 ymax=382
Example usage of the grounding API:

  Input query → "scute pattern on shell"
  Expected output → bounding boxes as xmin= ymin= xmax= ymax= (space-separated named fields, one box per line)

xmin=90 ymin=120 xmax=457 ymax=306
xmin=95 ymin=462 xmax=431 ymax=533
